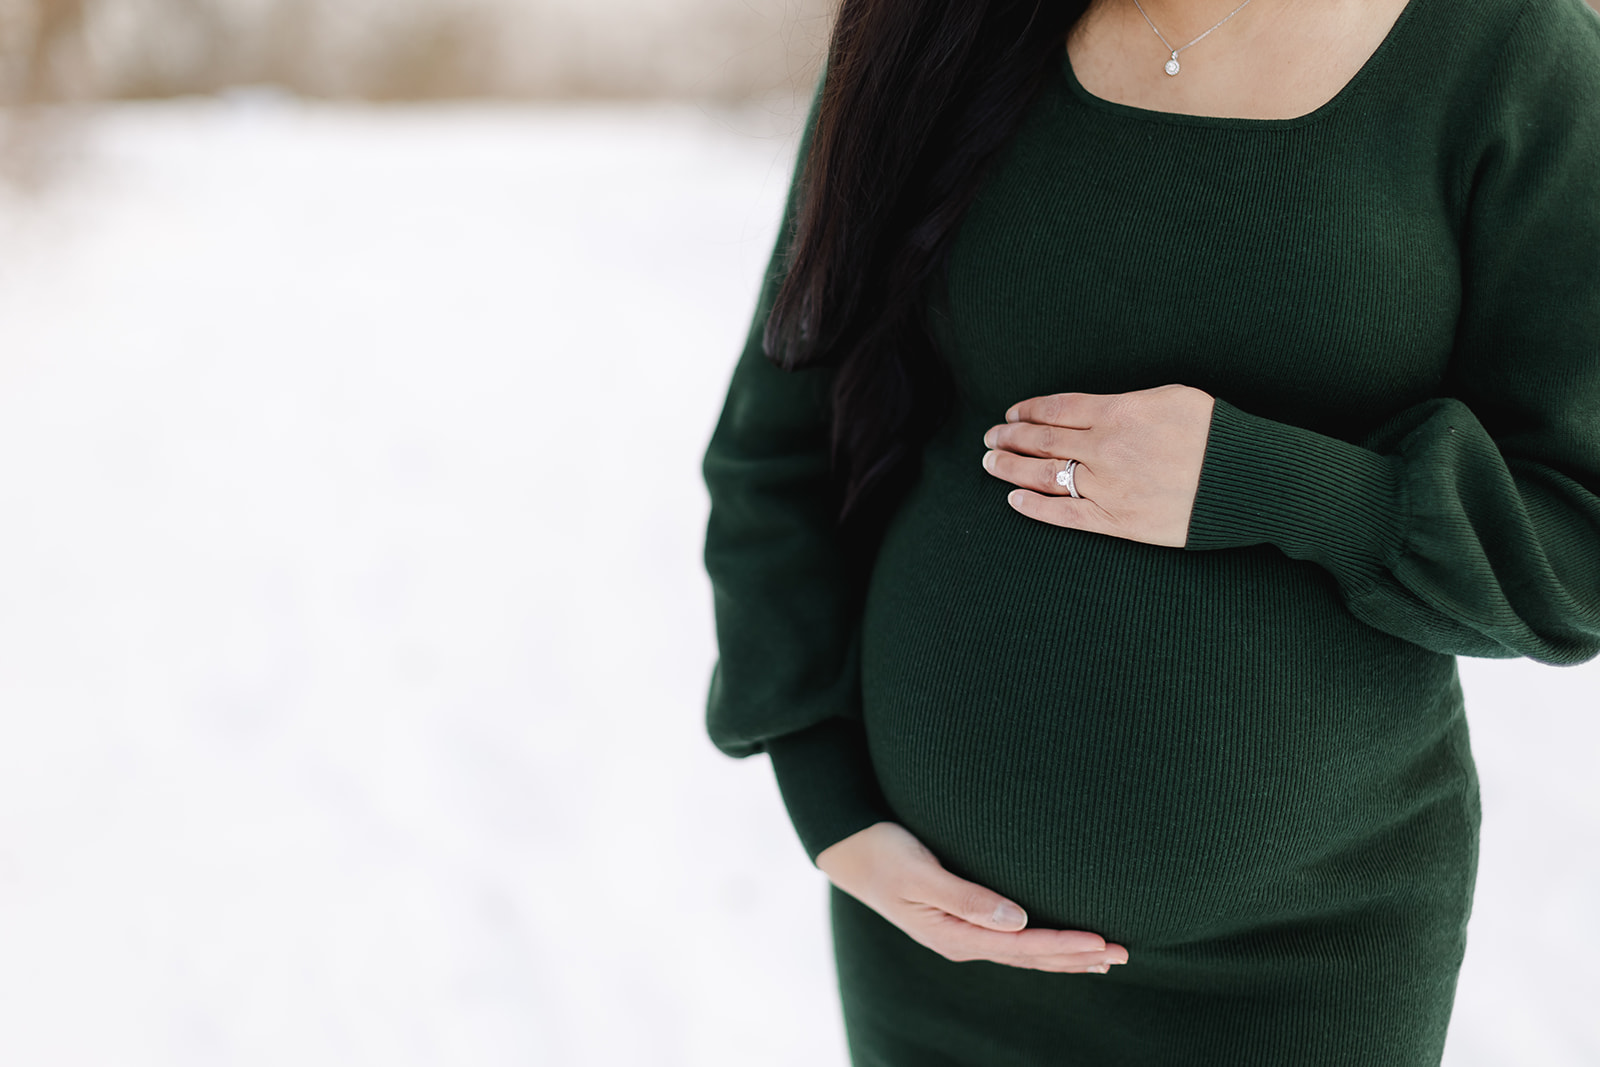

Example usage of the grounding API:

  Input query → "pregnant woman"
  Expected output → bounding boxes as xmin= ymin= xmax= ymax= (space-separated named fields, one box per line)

xmin=701 ymin=0 xmax=1600 ymax=1059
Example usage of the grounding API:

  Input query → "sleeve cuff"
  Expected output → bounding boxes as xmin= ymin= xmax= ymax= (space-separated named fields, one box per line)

xmin=766 ymin=717 xmax=897 ymax=867
xmin=1182 ymin=396 xmax=1408 ymax=583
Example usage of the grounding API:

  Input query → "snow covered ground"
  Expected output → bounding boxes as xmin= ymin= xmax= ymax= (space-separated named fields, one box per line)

xmin=0 ymin=95 xmax=1594 ymax=1067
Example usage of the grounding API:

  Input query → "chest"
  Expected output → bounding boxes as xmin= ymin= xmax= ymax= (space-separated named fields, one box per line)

xmin=1065 ymin=0 xmax=1414 ymax=121
xmin=929 ymin=86 xmax=1463 ymax=441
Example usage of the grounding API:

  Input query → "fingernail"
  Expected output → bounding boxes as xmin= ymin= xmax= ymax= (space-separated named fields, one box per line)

xmin=983 ymin=428 xmax=996 ymax=447
xmin=1089 ymin=964 xmax=1109 ymax=974
xmin=983 ymin=450 xmax=996 ymax=471
xmin=1005 ymin=406 xmax=1019 ymax=422
xmin=991 ymin=902 xmax=1026 ymax=927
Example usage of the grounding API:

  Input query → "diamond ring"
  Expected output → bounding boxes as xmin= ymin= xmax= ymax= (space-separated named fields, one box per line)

xmin=1055 ymin=459 xmax=1081 ymax=499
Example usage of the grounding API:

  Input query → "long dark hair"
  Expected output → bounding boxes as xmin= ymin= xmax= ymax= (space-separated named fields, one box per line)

xmin=763 ymin=0 xmax=1085 ymax=556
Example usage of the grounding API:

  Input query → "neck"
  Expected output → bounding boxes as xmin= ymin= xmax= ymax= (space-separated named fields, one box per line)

xmin=1122 ymin=0 xmax=1265 ymax=39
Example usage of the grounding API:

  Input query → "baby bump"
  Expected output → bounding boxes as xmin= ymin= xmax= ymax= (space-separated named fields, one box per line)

xmin=856 ymin=462 xmax=1471 ymax=949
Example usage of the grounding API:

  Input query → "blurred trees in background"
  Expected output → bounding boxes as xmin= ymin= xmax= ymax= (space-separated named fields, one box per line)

xmin=6 ymin=0 xmax=1599 ymax=106
xmin=0 ymin=0 xmax=834 ymax=102
xmin=0 ymin=0 xmax=835 ymax=186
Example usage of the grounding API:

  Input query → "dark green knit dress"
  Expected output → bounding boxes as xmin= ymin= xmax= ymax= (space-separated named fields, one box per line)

xmin=701 ymin=0 xmax=1600 ymax=1060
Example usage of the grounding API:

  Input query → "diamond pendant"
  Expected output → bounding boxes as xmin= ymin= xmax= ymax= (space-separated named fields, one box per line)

xmin=1164 ymin=52 xmax=1181 ymax=75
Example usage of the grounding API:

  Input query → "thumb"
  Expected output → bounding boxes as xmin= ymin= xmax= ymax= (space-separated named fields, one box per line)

xmin=923 ymin=868 xmax=1029 ymax=932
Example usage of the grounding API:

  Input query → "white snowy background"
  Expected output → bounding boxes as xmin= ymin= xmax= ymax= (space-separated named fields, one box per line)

xmin=0 ymin=94 xmax=1595 ymax=1067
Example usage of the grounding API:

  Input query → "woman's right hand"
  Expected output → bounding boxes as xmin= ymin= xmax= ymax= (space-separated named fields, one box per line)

xmin=815 ymin=821 xmax=1129 ymax=973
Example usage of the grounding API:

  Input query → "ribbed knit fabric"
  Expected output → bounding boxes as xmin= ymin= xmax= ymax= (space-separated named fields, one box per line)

xmin=700 ymin=0 xmax=1600 ymax=1059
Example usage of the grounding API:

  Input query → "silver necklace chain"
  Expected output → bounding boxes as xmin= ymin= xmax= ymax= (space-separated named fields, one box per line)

xmin=1130 ymin=0 xmax=1256 ymax=75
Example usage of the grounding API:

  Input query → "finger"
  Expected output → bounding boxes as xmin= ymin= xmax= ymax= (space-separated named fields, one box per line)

xmin=895 ymin=884 xmax=1110 ymax=955
xmin=988 ymin=950 xmax=1128 ymax=974
xmin=983 ymin=448 xmax=1096 ymax=499
xmin=1029 ymin=945 xmax=1131 ymax=969
xmin=1006 ymin=488 xmax=1116 ymax=537
xmin=931 ymin=917 xmax=1114 ymax=961
xmin=1004 ymin=392 xmax=1102 ymax=427
xmin=1003 ymin=958 xmax=1120 ymax=974
xmin=892 ymin=901 xmax=1126 ymax=967
xmin=905 ymin=869 xmax=1036 ymax=933
xmin=958 ymin=940 xmax=1132 ymax=973
xmin=983 ymin=420 xmax=1094 ymax=461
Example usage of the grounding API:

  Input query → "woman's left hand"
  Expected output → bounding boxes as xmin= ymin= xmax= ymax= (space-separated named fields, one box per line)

xmin=981 ymin=383 xmax=1216 ymax=549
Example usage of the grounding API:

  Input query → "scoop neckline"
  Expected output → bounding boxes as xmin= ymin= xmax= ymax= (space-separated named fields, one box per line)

xmin=1058 ymin=0 xmax=1423 ymax=130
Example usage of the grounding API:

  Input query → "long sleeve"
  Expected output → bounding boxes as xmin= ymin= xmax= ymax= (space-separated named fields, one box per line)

xmin=1181 ymin=0 xmax=1600 ymax=666
xmin=701 ymin=68 xmax=897 ymax=866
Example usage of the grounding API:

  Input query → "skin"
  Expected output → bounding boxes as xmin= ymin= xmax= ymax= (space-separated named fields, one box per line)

xmin=1069 ymin=0 xmax=1413 ymax=121
xmin=816 ymin=0 xmax=1414 ymax=974
xmin=984 ymin=385 xmax=1215 ymax=550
